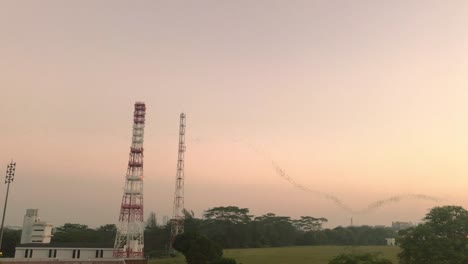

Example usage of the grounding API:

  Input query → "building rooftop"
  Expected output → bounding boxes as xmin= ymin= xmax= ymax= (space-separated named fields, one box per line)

xmin=18 ymin=243 xmax=114 ymax=248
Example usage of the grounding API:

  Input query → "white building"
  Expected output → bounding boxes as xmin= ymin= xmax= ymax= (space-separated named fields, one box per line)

xmin=391 ymin=221 xmax=414 ymax=231
xmin=15 ymin=245 xmax=114 ymax=260
xmin=162 ymin=215 xmax=169 ymax=226
xmin=20 ymin=209 xmax=53 ymax=244
xmin=385 ymin=238 xmax=396 ymax=246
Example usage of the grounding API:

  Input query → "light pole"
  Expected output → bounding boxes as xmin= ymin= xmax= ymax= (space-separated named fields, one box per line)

xmin=0 ymin=161 xmax=16 ymax=254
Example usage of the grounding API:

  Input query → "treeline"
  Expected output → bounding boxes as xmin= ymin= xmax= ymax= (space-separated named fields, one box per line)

xmin=52 ymin=223 xmax=117 ymax=246
xmin=179 ymin=206 xmax=396 ymax=249
xmin=0 ymin=206 xmax=397 ymax=258
xmin=1 ymin=229 xmax=21 ymax=257
xmin=47 ymin=206 xmax=397 ymax=258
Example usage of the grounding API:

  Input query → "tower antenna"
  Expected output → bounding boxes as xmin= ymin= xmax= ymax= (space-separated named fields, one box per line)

xmin=169 ymin=113 xmax=186 ymax=254
xmin=113 ymin=102 xmax=146 ymax=258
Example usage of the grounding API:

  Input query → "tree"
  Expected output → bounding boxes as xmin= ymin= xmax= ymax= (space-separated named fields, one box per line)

xmin=186 ymin=235 xmax=222 ymax=264
xmin=146 ymin=212 xmax=158 ymax=229
xmin=173 ymin=232 xmax=223 ymax=264
xmin=96 ymin=224 xmax=117 ymax=233
xmin=56 ymin=223 xmax=89 ymax=232
xmin=1 ymin=229 xmax=21 ymax=257
xmin=145 ymin=224 xmax=170 ymax=258
xmin=293 ymin=216 xmax=328 ymax=231
xmin=329 ymin=253 xmax=392 ymax=264
xmin=95 ymin=224 xmax=117 ymax=246
xmin=52 ymin=223 xmax=114 ymax=246
xmin=52 ymin=223 xmax=94 ymax=243
xmin=398 ymin=205 xmax=468 ymax=264
xmin=202 ymin=206 xmax=252 ymax=248
xmin=253 ymin=213 xmax=296 ymax=247
xmin=204 ymin=206 xmax=252 ymax=224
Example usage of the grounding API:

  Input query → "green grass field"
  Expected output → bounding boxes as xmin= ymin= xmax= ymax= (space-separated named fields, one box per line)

xmin=150 ymin=246 xmax=400 ymax=264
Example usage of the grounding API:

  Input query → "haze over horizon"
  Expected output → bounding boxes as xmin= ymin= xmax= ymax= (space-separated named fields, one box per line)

xmin=1 ymin=0 xmax=468 ymax=228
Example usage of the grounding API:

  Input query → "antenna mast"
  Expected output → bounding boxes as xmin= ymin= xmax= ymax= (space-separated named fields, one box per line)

xmin=114 ymin=102 xmax=146 ymax=258
xmin=169 ymin=113 xmax=186 ymax=253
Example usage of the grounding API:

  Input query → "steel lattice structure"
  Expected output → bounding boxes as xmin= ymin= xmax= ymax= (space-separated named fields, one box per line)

xmin=169 ymin=113 xmax=186 ymax=253
xmin=114 ymin=102 xmax=146 ymax=258
xmin=0 ymin=161 xmax=16 ymax=253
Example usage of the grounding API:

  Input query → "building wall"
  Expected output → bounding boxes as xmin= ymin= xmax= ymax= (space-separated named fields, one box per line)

xmin=0 ymin=261 xmax=131 ymax=264
xmin=30 ymin=223 xmax=53 ymax=243
xmin=391 ymin=221 xmax=414 ymax=231
xmin=15 ymin=248 xmax=114 ymax=260
xmin=20 ymin=209 xmax=53 ymax=244
xmin=385 ymin=238 xmax=396 ymax=246
xmin=20 ymin=209 xmax=38 ymax=244
xmin=162 ymin=216 xmax=169 ymax=226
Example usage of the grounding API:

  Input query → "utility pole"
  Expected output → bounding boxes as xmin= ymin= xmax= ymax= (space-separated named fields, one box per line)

xmin=0 ymin=161 xmax=16 ymax=255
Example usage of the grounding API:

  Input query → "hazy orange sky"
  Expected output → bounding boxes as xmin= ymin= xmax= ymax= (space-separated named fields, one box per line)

xmin=1 ymin=0 xmax=468 ymax=228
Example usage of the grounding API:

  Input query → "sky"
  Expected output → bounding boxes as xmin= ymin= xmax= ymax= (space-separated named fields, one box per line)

xmin=1 ymin=0 xmax=468 ymax=228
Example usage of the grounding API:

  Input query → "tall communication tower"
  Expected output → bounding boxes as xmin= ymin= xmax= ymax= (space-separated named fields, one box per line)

xmin=114 ymin=102 xmax=146 ymax=258
xmin=169 ymin=113 xmax=186 ymax=253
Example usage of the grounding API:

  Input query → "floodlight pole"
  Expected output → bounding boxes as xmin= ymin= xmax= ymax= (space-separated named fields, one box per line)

xmin=0 ymin=161 xmax=16 ymax=252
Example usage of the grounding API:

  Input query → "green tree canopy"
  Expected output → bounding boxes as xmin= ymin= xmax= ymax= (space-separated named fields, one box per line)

xmin=173 ymin=232 xmax=224 ymax=264
xmin=293 ymin=216 xmax=328 ymax=231
xmin=56 ymin=223 xmax=89 ymax=232
xmin=146 ymin=212 xmax=158 ymax=229
xmin=96 ymin=224 xmax=117 ymax=233
xmin=398 ymin=205 xmax=468 ymax=264
xmin=1 ymin=229 xmax=21 ymax=258
xmin=204 ymin=206 xmax=252 ymax=224
xmin=52 ymin=223 xmax=113 ymax=246
xmin=253 ymin=213 xmax=296 ymax=247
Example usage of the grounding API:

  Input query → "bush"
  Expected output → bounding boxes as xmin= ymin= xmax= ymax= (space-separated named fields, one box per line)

xmin=173 ymin=232 xmax=223 ymax=264
xmin=329 ymin=253 xmax=392 ymax=264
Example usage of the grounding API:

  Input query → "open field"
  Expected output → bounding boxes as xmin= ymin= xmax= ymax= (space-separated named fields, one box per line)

xmin=151 ymin=245 xmax=400 ymax=264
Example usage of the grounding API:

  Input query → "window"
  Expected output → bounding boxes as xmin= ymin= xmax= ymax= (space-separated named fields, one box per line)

xmin=53 ymin=249 xmax=57 ymax=258
xmin=24 ymin=249 xmax=29 ymax=258
xmin=29 ymin=249 xmax=33 ymax=258
xmin=48 ymin=249 xmax=52 ymax=258
xmin=95 ymin=249 xmax=104 ymax=258
xmin=72 ymin=250 xmax=76 ymax=259
xmin=77 ymin=250 xmax=81 ymax=259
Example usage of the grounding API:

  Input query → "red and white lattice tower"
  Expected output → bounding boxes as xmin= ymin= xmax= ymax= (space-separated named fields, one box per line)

xmin=114 ymin=102 xmax=146 ymax=258
xmin=169 ymin=113 xmax=186 ymax=253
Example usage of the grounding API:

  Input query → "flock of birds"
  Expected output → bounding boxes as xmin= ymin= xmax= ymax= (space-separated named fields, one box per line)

xmin=234 ymin=138 xmax=443 ymax=215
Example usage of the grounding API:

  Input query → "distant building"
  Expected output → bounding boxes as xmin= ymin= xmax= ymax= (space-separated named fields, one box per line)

xmin=385 ymin=238 xmax=396 ymax=246
xmin=20 ymin=209 xmax=53 ymax=244
xmin=15 ymin=244 xmax=113 ymax=259
xmin=11 ymin=245 xmax=146 ymax=264
xmin=162 ymin=215 xmax=169 ymax=226
xmin=392 ymin=221 xmax=414 ymax=231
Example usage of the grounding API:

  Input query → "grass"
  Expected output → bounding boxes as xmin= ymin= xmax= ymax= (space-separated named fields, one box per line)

xmin=150 ymin=245 xmax=400 ymax=264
